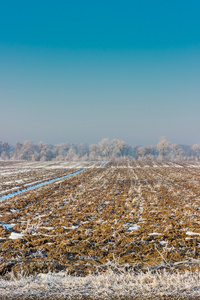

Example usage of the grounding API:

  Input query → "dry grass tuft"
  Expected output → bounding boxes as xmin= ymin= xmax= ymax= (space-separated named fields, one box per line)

xmin=0 ymin=266 xmax=200 ymax=299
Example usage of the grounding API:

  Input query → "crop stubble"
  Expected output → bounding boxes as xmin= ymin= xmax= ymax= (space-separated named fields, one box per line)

xmin=0 ymin=161 xmax=200 ymax=277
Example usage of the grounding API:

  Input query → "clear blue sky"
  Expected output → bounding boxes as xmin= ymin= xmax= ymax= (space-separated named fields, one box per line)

xmin=0 ymin=0 xmax=200 ymax=146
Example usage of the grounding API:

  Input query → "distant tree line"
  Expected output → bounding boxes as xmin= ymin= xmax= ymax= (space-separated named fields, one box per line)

xmin=0 ymin=137 xmax=200 ymax=161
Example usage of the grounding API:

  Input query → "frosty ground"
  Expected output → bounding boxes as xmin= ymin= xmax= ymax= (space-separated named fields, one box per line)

xmin=0 ymin=161 xmax=200 ymax=299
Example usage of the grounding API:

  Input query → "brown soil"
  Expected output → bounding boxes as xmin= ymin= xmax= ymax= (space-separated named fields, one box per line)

xmin=0 ymin=161 xmax=200 ymax=277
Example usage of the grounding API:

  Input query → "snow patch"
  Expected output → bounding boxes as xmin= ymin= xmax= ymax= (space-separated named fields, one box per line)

xmin=186 ymin=231 xmax=200 ymax=236
xmin=2 ymin=224 xmax=16 ymax=230
xmin=148 ymin=232 xmax=163 ymax=236
xmin=160 ymin=241 xmax=168 ymax=245
xmin=128 ymin=224 xmax=140 ymax=231
xmin=9 ymin=232 xmax=24 ymax=240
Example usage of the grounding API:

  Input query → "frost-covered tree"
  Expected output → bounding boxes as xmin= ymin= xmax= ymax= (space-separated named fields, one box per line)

xmin=20 ymin=141 xmax=34 ymax=160
xmin=169 ymin=144 xmax=184 ymax=161
xmin=1 ymin=138 xmax=200 ymax=161
xmin=135 ymin=147 xmax=146 ymax=160
xmin=66 ymin=146 xmax=78 ymax=161
xmin=98 ymin=138 xmax=111 ymax=159
xmin=0 ymin=142 xmax=2 ymax=156
xmin=135 ymin=145 xmax=157 ymax=160
xmin=37 ymin=142 xmax=54 ymax=161
xmin=14 ymin=142 xmax=23 ymax=160
xmin=0 ymin=142 xmax=11 ymax=160
xmin=157 ymin=137 xmax=171 ymax=161
xmin=77 ymin=143 xmax=89 ymax=160
xmin=89 ymin=144 xmax=100 ymax=160
xmin=52 ymin=143 xmax=70 ymax=160
xmin=110 ymin=139 xmax=130 ymax=160
xmin=191 ymin=143 xmax=200 ymax=161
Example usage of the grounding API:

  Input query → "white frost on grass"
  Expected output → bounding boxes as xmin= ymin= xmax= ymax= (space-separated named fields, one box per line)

xmin=0 ymin=269 xmax=200 ymax=298
xmin=9 ymin=232 xmax=24 ymax=240
xmin=23 ymin=180 xmax=41 ymax=187
xmin=0 ymin=169 xmax=32 ymax=176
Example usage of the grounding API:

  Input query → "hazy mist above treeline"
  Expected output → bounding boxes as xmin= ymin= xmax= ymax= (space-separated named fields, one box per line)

xmin=0 ymin=137 xmax=200 ymax=161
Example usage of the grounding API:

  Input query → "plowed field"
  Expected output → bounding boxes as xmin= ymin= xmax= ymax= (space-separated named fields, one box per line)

xmin=0 ymin=161 xmax=200 ymax=277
